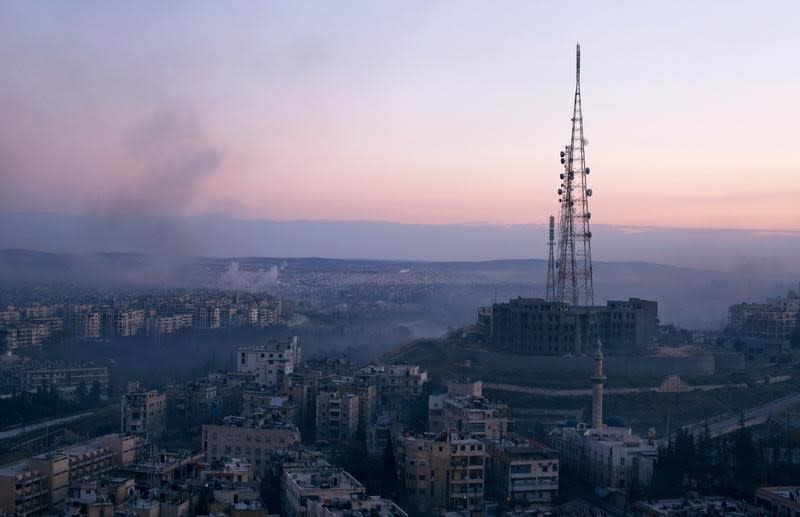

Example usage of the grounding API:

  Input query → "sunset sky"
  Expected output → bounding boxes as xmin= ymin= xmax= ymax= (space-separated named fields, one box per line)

xmin=2 ymin=1 xmax=799 ymax=230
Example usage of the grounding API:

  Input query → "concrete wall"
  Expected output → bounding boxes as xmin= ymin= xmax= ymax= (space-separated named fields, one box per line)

xmin=466 ymin=349 xmax=715 ymax=377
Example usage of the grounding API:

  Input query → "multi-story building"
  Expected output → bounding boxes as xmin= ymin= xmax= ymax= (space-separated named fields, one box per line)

xmin=729 ymin=288 xmax=800 ymax=341
xmin=323 ymin=380 xmax=377 ymax=434
xmin=236 ymin=337 xmax=301 ymax=387
xmin=2 ymin=323 xmax=50 ymax=349
xmin=0 ymin=307 xmax=21 ymax=324
xmin=193 ymin=306 xmax=221 ymax=329
xmin=256 ymin=300 xmax=283 ymax=327
xmin=485 ymin=438 xmax=559 ymax=504
xmin=281 ymin=467 xmax=366 ymax=517
xmin=486 ymin=297 xmax=658 ymax=355
xmin=145 ymin=313 xmax=193 ymax=335
xmin=428 ymin=382 xmax=514 ymax=440
xmin=203 ymin=415 xmax=301 ymax=474
xmin=397 ymin=432 xmax=486 ymax=516
xmin=0 ymin=461 xmax=51 ymax=516
xmin=121 ymin=384 xmax=167 ymax=437
xmin=21 ymin=365 xmax=109 ymax=396
xmin=315 ymin=389 xmax=360 ymax=443
xmin=307 ymin=495 xmax=408 ymax=517
xmin=59 ymin=443 xmax=116 ymax=481
xmin=29 ymin=453 xmax=70 ymax=509
xmin=105 ymin=309 xmax=145 ymax=337
xmin=241 ymin=389 xmax=299 ymax=425
xmin=72 ymin=311 xmax=102 ymax=340
xmin=0 ymin=434 xmax=139 ymax=516
xmin=359 ymin=364 xmax=428 ymax=411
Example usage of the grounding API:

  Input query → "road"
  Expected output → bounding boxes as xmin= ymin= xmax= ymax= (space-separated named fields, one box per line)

xmin=0 ymin=411 xmax=97 ymax=441
xmin=682 ymin=391 xmax=800 ymax=439
xmin=484 ymin=381 xmax=747 ymax=397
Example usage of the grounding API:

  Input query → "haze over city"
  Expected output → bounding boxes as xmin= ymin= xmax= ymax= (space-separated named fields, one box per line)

xmin=2 ymin=3 xmax=800 ymax=517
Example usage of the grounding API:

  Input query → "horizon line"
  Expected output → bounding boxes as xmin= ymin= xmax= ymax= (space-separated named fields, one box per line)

xmin=2 ymin=210 xmax=800 ymax=236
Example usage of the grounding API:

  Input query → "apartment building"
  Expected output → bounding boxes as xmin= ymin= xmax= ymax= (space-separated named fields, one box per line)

xmin=323 ymin=379 xmax=377 ymax=434
xmin=315 ymin=389 xmax=360 ymax=443
xmin=121 ymin=385 xmax=167 ymax=437
xmin=236 ymin=337 xmax=301 ymax=387
xmin=72 ymin=311 xmax=102 ymax=340
xmin=203 ymin=415 xmax=301 ymax=474
xmin=105 ymin=309 xmax=145 ymax=337
xmin=21 ymin=365 xmax=109 ymax=396
xmin=428 ymin=391 xmax=514 ymax=440
xmin=358 ymin=364 xmax=428 ymax=411
xmin=397 ymin=432 xmax=486 ymax=517
xmin=0 ymin=461 xmax=50 ymax=516
xmin=145 ymin=313 xmax=193 ymax=335
xmin=307 ymin=495 xmax=408 ymax=517
xmin=281 ymin=467 xmax=366 ymax=517
xmin=2 ymin=323 xmax=50 ymax=349
xmin=485 ymin=438 xmax=559 ymax=504
xmin=729 ymin=288 xmax=800 ymax=341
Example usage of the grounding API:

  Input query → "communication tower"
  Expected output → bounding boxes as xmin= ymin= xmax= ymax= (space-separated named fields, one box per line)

xmin=545 ymin=215 xmax=556 ymax=302
xmin=555 ymin=43 xmax=594 ymax=306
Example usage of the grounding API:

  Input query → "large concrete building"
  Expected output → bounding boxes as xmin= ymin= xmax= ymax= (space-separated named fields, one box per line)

xmin=307 ymin=495 xmax=407 ymax=517
xmin=281 ymin=467 xmax=366 ymax=517
xmin=203 ymin=415 xmax=301 ymax=474
xmin=120 ymin=384 xmax=167 ymax=438
xmin=21 ymin=365 xmax=109 ymax=396
xmin=0 ymin=434 xmax=139 ymax=516
xmin=0 ymin=461 xmax=51 ymax=516
xmin=236 ymin=337 xmax=302 ymax=387
xmin=485 ymin=297 xmax=658 ymax=355
xmin=358 ymin=364 xmax=428 ymax=411
xmin=145 ymin=313 xmax=193 ymax=335
xmin=397 ymin=432 xmax=486 ymax=516
xmin=729 ymin=287 xmax=800 ymax=341
xmin=485 ymin=438 xmax=559 ymax=504
xmin=428 ymin=381 xmax=514 ymax=440
xmin=316 ymin=389 xmax=360 ymax=443
xmin=72 ymin=310 xmax=102 ymax=340
xmin=105 ymin=309 xmax=145 ymax=337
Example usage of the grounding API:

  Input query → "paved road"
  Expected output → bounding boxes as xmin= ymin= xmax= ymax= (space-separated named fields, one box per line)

xmin=683 ymin=391 xmax=800 ymax=439
xmin=0 ymin=411 xmax=96 ymax=441
xmin=484 ymin=381 xmax=747 ymax=397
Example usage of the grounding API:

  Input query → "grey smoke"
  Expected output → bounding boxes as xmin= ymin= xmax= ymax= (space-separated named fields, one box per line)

xmin=218 ymin=261 xmax=279 ymax=292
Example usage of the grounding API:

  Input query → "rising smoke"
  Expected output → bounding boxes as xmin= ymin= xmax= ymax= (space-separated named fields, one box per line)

xmin=218 ymin=261 xmax=280 ymax=293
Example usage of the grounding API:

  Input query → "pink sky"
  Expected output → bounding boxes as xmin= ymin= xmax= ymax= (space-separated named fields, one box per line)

xmin=1 ymin=1 xmax=799 ymax=231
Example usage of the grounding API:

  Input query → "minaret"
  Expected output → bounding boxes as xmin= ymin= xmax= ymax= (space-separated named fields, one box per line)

xmin=591 ymin=339 xmax=605 ymax=430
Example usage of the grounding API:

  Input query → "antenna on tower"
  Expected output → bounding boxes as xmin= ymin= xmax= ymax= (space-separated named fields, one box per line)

xmin=546 ymin=215 xmax=556 ymax=302
xmin=555 ymin=43 xmax=594 ymax=306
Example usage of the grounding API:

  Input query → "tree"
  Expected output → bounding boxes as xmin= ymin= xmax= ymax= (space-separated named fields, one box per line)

xmin=732 ymin=426 xmax=756 ymax=495
xmin=382 ymin=435 xmax=398 ymax=499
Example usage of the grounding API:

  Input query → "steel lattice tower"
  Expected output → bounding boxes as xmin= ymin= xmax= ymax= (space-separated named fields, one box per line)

xmin=545 ymin=215 xmax=556 ymax=302
xmin=556 ymin=44 xmax=594 ymax=306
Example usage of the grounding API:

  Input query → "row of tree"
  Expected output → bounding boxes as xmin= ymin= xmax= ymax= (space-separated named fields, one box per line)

xmin=651 ymin=420 xmax=800 ymax=498
xmin=0 ymin=381 xmax=104 ymax=429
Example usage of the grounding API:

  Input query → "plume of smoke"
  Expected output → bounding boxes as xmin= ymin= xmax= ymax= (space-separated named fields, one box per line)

xmin=218 ymin=261 xmax=279 ymax=292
